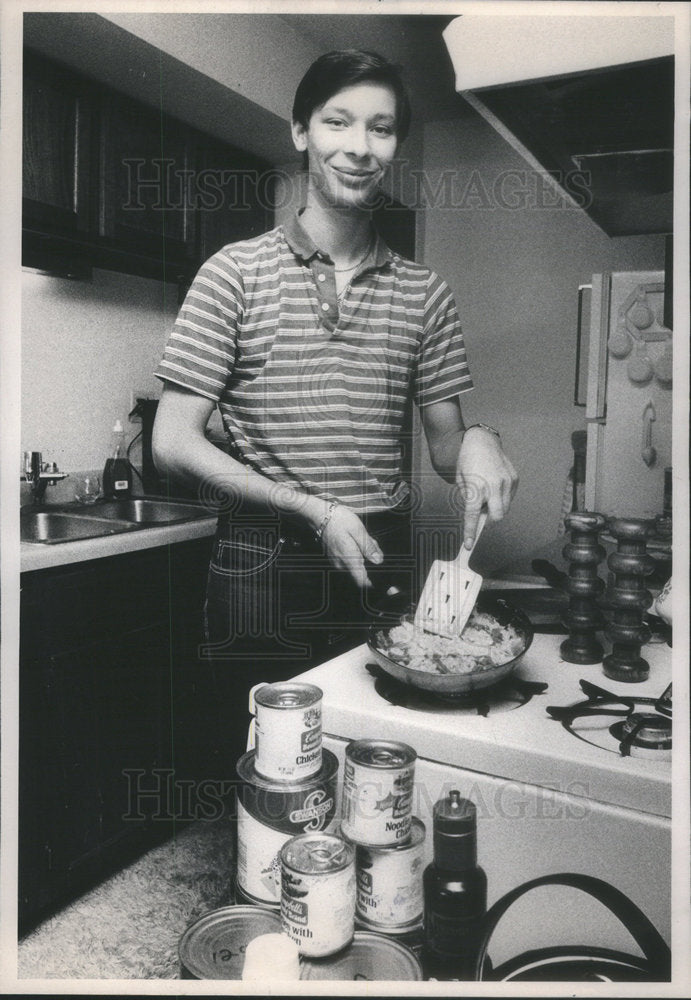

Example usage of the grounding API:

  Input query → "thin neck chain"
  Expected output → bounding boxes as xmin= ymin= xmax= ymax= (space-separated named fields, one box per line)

xmin=333 ymin=236 xmax=373 ymax=273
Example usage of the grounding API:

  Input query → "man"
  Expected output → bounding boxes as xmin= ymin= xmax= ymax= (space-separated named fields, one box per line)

xmin=152 ymin=50 xmax=517 ymax=761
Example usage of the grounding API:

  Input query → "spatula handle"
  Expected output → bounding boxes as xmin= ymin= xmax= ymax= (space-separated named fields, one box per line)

xmin=452 ymin=510 xmax=487 ymax=568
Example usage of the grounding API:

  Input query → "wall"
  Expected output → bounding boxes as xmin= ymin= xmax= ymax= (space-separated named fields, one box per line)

xmin=416 ymin=110 xmax=666 ymax=574
xmin=21 ymin=268 xmax=180 ymax=500
xmin=102 ymin=12 xmax=317 ymax=126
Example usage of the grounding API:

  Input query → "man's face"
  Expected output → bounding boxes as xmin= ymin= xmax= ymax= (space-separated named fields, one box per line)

xmin=292 ymin=82 xmax=399 ymax=210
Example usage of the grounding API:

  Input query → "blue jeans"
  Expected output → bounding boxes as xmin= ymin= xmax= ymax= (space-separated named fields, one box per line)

xmin=200 ymin=507 xmax=415 ymax=768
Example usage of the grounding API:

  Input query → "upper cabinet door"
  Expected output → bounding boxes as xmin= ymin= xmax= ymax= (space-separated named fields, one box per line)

xmin=23 ymin=52 xmax=94 ymax=234
xmin=194 ymin=136 xmax=273 ymax=264
xmin=99 ymin=93 xmax=195 ymax=268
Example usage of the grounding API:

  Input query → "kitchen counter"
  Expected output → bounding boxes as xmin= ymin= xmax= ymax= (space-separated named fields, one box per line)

xmin=21 ymin=511 xmax=217 ymax=573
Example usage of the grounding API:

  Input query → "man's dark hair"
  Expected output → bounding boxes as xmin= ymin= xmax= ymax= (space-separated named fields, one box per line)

xmin=292 ymin=49 xmax=411 ymax=143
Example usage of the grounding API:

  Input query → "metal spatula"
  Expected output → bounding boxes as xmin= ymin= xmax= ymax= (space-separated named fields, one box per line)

xmin=414 ymin=511 xmax=488 ymax=637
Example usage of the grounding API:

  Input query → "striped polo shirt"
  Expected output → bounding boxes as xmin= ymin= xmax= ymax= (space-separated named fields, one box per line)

xmin=154 ymin=212 xmax=473 ymax=513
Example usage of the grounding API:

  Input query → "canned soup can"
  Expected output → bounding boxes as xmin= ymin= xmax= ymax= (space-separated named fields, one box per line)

xmin=179 ymin=905 xmax=282 ymax=979
xmin=341 ymin=739 xmax=416 ymax=846
xmin=253 ymin=681 xmax=323 ymax=782
xmin=300 ymin=931 xmax=423 ymax=981
xmin=235 ymin=748 xmax=338 ymax=908
xmin=280 ymin=833 xmax=355 ymax=958
xmin=349 ymin=817 xmax=425 ymax=931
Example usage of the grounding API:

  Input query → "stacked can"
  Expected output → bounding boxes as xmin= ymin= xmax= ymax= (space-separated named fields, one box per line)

xmin=252 ymin=682 xmax=323 ymax=782
xmin=340 ymin=739 xmax=425 ymax=946
xmin=235 ymin=682 xmax=337 ymax=909
xmin=280 ymin=832 xmax=356 ymax=957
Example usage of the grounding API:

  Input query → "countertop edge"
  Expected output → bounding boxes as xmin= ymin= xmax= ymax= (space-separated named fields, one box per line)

xmin=20 ymin=515 xmax=217 ymax=573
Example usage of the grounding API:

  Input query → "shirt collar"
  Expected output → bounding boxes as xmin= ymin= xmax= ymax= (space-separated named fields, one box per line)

xmin=282 ymin=210 xmax=393 ymax=269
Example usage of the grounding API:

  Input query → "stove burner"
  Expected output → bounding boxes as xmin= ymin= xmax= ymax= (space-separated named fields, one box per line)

xmin=610 ymin=713 xmax=673 ymax=757
xmin=547 ymin=680 xmax=673 ymax=759
xmin=365 ymin=663 xmax=547 ymax=715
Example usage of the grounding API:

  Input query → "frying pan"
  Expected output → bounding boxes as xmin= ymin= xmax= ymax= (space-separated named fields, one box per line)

xmin=367 ymin=591 xmax=534 ymax=698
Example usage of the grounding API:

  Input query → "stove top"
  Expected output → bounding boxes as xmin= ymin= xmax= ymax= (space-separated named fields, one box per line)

xmin=293 ymin=632 xmax=673 ymax=820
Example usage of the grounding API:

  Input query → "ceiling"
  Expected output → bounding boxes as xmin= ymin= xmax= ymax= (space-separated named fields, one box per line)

xmin=277 ymin=13 xmax=460 ymax=123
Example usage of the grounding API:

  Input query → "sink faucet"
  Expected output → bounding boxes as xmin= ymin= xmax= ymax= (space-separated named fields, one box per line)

xmin=22 ymin=451 xmax=68 ymax=504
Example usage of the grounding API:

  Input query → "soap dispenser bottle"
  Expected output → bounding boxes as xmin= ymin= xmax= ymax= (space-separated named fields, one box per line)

xmin=422 ymin=790 xmax=487 ymax=981
xmin=102 ymin=420 xmax=132 ymax=498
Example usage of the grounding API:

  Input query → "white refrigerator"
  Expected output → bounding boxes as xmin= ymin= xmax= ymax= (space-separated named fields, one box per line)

xmin=583 ymin=270 xmax=672 ymax=519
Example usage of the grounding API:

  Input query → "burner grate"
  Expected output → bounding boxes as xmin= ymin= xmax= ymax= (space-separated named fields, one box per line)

xmin=611 ymin=713 xmax=673 ymax=757
xmin=547 ymin=680 xmax=673 ymax=758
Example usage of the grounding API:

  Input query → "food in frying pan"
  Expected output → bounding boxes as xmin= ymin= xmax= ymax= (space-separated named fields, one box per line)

xmin=375 ymin=611 xmax=526 ymax=675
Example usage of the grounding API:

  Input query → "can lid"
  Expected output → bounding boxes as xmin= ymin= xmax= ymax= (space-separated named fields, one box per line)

xmin=280 ymin=832 xmax=354 ymax=874
xmin=300 ymin=931 xmax=423 ymax=981
xmin=348 ymin=739 xmax=417 ymax=768
xmin=178 ymin=905 xmax=282 ymax=979
xmin=236 ymin=747 xmax=338 ymax=791
xmin=254 ymin=682 xmax=323 ymax=710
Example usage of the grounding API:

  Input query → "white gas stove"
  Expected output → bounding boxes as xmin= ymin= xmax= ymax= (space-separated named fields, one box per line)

xmin=291 ymin=630 xmax=673 ymax=966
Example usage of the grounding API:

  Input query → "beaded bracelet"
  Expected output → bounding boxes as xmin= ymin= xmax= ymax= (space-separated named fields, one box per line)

xmin=314 ymin=500 xmax=338 ymax=542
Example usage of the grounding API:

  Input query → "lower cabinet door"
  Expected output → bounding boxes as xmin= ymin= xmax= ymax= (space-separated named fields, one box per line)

xmin=18 ymin=539 xmax=214 ymax=929
xmin=18 ymin=622 xmax=171 ymax=929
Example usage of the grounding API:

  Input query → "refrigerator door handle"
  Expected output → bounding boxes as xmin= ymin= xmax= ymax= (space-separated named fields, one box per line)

xmin=574 ymin=284 xmax=592 ymax=406
xmin=583 ymin=272 xmax=611 ymax=511
xmin=585 ymin=272 xmax=611 ymax=422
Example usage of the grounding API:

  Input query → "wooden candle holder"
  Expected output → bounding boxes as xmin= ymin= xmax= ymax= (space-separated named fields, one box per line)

xmin=560 ymin=512 xmax=608 ymax=665
xmin=602 ymin=517 xmax=655 ymax=683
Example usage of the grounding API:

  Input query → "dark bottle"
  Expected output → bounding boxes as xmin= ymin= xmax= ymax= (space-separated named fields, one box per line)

xmin=102 ymin=420 xmax=132 ymax=499
xmin=422 ymin=790 xmax=487 ymax=981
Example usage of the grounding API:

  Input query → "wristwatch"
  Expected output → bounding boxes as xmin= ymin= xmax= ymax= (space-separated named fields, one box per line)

xmin=465 ymin=423 xmax=501 ymax=439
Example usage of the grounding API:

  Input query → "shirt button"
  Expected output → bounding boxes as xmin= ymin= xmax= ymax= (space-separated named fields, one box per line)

xmin=317 ymin=273 xmax=326 ymax=282
xmin=321 ymin=302 xmax=330 ymax=312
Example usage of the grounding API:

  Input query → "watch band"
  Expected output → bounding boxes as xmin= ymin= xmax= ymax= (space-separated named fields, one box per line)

xmin=314 ymin=500 xmax=338 ymax=542
xmin=466 ymin=422 xmax=501 ymax=439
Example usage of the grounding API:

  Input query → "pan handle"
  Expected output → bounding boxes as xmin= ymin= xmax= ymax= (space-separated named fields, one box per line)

xmin=473 ymin=872 xmax=670 ymax=981
xmin=531 ymin=559 xmax=569 ymax=592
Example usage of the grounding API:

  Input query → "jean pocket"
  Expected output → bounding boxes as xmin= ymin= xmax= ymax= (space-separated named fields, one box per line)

xmin=209 ymin=532 xmax=284 ymax=578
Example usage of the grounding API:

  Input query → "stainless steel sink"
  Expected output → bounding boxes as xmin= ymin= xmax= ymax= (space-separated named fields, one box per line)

xmin=73 ymin=497 xmax=212 ymax=524
xmin=21 ymin=510 xmax=138 ymax=544
xmin=21 ymin=497 xmax=214 ymax=544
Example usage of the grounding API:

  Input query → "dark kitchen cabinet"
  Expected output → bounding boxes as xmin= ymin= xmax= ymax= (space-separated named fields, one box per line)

xmin=99 ymin=94 xmax=196 ymax=277
xmin=194 ymin=137 xmax=274 ymax=264
xmin=18 ymin=536 xmax=214 ymax=933
xmin=22 ymin=52 xmax=97 ymax=278
xmin=373 ymin=196 xmax=417 ymax=261
xmin=22 ymin=51 xmax=274 ymax=284
xmin=22 ymin=52 xmax=95 ymax=235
